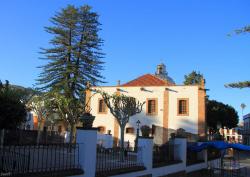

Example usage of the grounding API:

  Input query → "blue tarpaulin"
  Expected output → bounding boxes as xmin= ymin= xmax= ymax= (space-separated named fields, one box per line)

xmin=188 ymin=141 xmax=250 ymax=152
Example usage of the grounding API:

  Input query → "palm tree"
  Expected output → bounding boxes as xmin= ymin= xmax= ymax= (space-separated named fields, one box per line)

xmin=241 ymin=103 xmax=246 ymax=117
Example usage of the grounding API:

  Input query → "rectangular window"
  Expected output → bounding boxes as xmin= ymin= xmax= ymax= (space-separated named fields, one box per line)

xmin=146 ymin=98 xmax=158 ymax=115
xmin=98 ymin=126 xmax=106 ymax=134
xmin=177 ymin=98 xmax=189 ymax=116
xmin=126 ymin=127 xmax=134 ymax=134
xmin=98 ymin=99 xmax=107 ymax=114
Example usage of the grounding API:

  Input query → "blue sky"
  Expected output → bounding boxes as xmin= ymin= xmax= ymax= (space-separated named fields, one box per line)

xmin=0 ymin=0 xmax=249 ymax=121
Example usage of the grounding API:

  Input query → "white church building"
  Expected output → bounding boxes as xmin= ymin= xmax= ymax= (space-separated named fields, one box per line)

xmin=87 ymin=64 xmax=206 ymax=146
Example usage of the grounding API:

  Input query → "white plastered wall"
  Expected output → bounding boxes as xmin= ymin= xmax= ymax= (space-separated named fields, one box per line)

xmin=167 ymin=86 xmax=199 ymax=134
xmin=90 ymin=85 xmax=199 ymax=145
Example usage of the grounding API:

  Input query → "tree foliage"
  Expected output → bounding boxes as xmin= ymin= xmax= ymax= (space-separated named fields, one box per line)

xmin=183 ymin=71 xmax=204 ymax=85
xmin=225 ymin=81 xmax=250 ymax=89
xmin=36 ymin=5 xmax=105 ymax=143
xmin=207 ymin=100 xmax=239 ymax=131
xmin=232 ymin=25 xmax=250 ymax=35
xmin=226 ymin=26 xmax=250 ymax=89
xmin=0 ymin=80 xmax=27 ymax=129
xmin=45 ymin=90 xmax=87 ymax=143
xmin=27 ymin=95 xmax=51 ymax=126
xmin=46 ymin=91 xmax=85 ymax=124
xmin=27 ymin=94 xmax=52 ymax=144
xmin=99 ymin=91 xmax=145 ymax=148
xmin=37 ymin=5 xmax=104 ymax=94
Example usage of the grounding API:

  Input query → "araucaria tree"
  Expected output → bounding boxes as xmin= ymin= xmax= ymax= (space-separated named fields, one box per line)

xmin=36 ymin=5 xmax=104 ymax=143
xmin=100 ymin=92 xmax=145 ymax=148
xmin=225 ymin=26 xmax=250 ymax=89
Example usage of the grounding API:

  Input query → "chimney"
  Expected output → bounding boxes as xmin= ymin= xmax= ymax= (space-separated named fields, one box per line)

xmin=201 ymin=79 xmax=205 ymax=88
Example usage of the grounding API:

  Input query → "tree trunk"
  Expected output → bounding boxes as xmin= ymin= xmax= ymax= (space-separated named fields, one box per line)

xmin=120 ymin=126 xmax=125 ymax=149
xmin=36 ymin=117 xmax=45 ymax=145
xmin=120 ymin=126 xmax=125 ymax=161
xmin=0 ymin=129 xmax=5 ymax=147
xmin=36 ymin=122 xmax=42 ymax=145
xmin=69 ymin=124 xmax=76 ymax=144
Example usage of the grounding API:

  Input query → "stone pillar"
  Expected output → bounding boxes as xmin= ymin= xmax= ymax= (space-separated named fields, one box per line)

xmin=138 ymin=137 xmax=153 ymax=170
xmin=174 ymin=138 xmax=187 ymax=165
xmin=76 ymin=128 xmax=97 ymax=177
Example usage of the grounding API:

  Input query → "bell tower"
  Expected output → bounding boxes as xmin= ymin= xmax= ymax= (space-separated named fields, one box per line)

xmin=155 ymin=63 xmax=175 ymax=84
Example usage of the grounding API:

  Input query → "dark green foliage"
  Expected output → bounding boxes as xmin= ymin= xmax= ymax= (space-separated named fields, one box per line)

xmin=0 ymin=80 xmax=27 ymax=129
xmin=36 ymin=5 xmax=105 ymax=142
xmin=225 ymin=81 xmax=250 ymax=89
xmin=37 ymin=5 xmax=104 ymax=96
xmin=233 ymin=25 xmax=250 ymax=35
xmin=207 ymin=100 xmax=239 ymax=131
xmin=183 ymin=71 xmax=204 ymax=85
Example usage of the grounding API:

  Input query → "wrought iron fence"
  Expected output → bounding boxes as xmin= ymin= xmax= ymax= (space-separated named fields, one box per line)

xmin=0 ymin=143 xmax=83 ymax=176
xmin=207 ymin=148 xmax=221 ymax=161
xmin=153 ymin=143 xmax=181 ymax=168
xmin=95 ymin=147 xmax=144 ymax=177
xmin=186 ymin=150 xmax=205 ymax=166
xmin=186 ymin=142 xmax=205 ymax=166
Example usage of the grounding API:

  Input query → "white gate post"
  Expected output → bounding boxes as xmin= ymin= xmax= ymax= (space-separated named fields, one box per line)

xmin=76 ymin=128 xmax=97 ymax=177
xmin=174 ymin=138 xmax=187 ymax=167
xmin=138 ymin=137 xmax=153 ymax=170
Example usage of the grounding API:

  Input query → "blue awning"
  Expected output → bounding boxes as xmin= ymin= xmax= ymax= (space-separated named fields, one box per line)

xmin=188 ymin=141 xmax=250 ymax=152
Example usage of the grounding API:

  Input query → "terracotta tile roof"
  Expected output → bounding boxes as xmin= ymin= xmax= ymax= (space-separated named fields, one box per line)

xmin=121 ymin=74 xmax=173 ymax=87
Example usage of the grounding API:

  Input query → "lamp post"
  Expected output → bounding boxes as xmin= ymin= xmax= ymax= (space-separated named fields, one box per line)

xmin=135 ymin=120 xmax=141 ymax=151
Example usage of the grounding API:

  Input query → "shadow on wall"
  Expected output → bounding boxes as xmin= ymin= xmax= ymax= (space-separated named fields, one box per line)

xmin=95 ymin=108 xmax=201 ymax=147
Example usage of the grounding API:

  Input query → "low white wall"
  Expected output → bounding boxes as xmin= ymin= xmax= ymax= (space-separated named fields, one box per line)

xmin=111 ymin=138 xmax=187 ymax=177
xmin=152 ymin=163 xmax=185 ymax=177
xmin=110 ymin=162 xmax=185 ymax=177
xmin=72 ymin=137 xmax=214 ymax=177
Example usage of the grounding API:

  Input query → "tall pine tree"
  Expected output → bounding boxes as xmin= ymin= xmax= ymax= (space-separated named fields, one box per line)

xmin=37 ymin=5 xmax=104 ymax=142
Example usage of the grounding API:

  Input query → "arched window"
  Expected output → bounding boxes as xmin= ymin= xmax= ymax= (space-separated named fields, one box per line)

xmin=126 ymin=127 xmax=134 ymax=134
xmin=98 ymin=126 xmax=106 ymax=134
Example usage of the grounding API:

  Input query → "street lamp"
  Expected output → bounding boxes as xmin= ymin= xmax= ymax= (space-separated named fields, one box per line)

xmin=135 ymin=120 xmax=141 ymax=151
